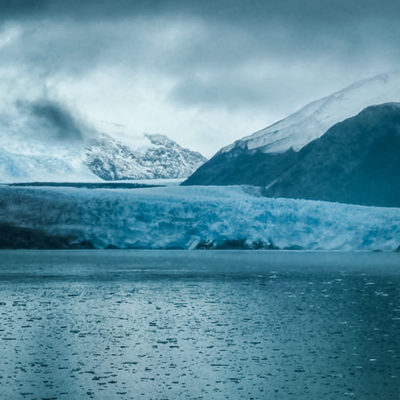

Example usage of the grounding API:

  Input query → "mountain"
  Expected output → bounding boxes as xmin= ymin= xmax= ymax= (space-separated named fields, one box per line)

xmin=0 ymin=131 xmax=206 ymax=183
xmin=263 ymin=103 xmax=400 ymax=207
xmin=0 ymin=120 xmax=206 ymax=183
xmin=183 ymin=71 xmax=400 ymax=186
xmin=85 ymin=133 xmax=207 ymax=180
xmin=0 ymin=97 xmax=206 ymax=182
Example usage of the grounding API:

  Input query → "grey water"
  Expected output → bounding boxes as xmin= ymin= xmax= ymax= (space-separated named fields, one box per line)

xmin=0 ymin=251 xmax=399 ymax=400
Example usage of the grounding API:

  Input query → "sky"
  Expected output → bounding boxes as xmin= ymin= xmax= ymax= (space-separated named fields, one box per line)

xmin=0 ymin=0 xmax=399 ymax=157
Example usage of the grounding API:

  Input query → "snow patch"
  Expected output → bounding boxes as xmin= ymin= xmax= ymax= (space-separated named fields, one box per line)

xmin=220 ymin=71 xmax=400 ymax=154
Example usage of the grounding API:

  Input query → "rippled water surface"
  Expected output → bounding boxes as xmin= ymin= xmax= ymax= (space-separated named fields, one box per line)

xmin=0 ymin=250 xmax=399 ymax=399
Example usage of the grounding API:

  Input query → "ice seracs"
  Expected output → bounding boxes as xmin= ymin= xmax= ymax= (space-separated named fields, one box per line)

xmin=0 ymin=184 xmax=399 ymax=251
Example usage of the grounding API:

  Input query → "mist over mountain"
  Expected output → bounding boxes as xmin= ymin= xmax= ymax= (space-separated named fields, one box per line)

xmin=0 ymin=98 xmax=206 ymax=182
xmin=0 ymin=98 xmax=95 ymax=182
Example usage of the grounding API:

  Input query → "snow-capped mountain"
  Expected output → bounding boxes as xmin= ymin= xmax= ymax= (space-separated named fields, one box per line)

xmin=222 ymin=70 xmax=400 ymax=154
xmin=184 ymin=71 xmax=400 ymax=187
xmin=264 ymin=103 xmax=400 ymax=207
xmin=0 ymin=98 xmax=206 ymax=182
xmin=85 ymin=133 xmax=207 ymax=180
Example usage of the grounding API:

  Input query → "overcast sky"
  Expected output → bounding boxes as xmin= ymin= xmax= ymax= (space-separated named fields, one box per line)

xmin=0 ymin=0 xmax=399 ymax=156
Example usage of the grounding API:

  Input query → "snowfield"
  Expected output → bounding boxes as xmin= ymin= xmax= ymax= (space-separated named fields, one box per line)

xmin=85 ymin=133 xmax=206 ymax=180
xmin=0 ymin=184 xmax=399 ymax=251
xmin=221 ymin=71 xmax=400 ymax=154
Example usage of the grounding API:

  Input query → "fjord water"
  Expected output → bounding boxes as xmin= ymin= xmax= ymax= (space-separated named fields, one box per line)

xmin=0 ymin=251 xmax=399 ymax=399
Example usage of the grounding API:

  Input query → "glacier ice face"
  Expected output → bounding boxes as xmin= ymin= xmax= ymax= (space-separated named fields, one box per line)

xmin=0 ymin=185 xmax=399 ymax=251
xmin=220 ymin=71 xmax=400 ymax=154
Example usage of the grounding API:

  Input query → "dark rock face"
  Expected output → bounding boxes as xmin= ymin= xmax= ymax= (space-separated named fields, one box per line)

xmin=264 ymin=103 xmax=400 ymax=207
xmin=182 ymin=147 xmax=298 ymax=186
xmin=0 ymin=223 xmax=95 ymax=249
xmin=194 ymin=239 xmax=279 ymax=250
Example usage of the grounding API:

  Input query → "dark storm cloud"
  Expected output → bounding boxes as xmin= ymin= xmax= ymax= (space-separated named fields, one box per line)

xmin=2 ymin=0 xmax=399 ymax=22
xmin=0 ymin=0 xmax=47 ymax=18
xmin=17 ymin=99 xmax=87 ymax=141
xmin=1 ymin=0 xmax=399 ymax=112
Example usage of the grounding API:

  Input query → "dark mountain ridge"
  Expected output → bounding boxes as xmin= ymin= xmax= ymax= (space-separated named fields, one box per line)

xmin=264 ymin=103 xmax=400 ymax=207
xmin=184 ymin=103 xmax=400 ymax=207
xmin=182 ymin=146 xmax=298 ymax=186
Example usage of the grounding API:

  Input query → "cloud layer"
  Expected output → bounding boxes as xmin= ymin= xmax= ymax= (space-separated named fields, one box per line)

xmin=0 ymin=0 xmax=399 ymax=155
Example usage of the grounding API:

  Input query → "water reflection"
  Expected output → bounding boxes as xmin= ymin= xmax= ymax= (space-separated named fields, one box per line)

xmin=0 ymin=251 xmax=399 ymax=399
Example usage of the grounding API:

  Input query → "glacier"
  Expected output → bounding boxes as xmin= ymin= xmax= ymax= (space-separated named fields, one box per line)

xmin=0 ymin=184 xmax=399 ymax=251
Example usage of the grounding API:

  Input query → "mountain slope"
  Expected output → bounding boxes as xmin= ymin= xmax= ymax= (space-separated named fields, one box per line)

xmin=0 ymin=145 xmax=97 ymax=182
xmin=183 ymin=71 xmax=400 ymax=186
xmin=263 ymin=103 xmax=400 ymax=207
xmin=85 ymin=133 xmax=207 ymax=180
